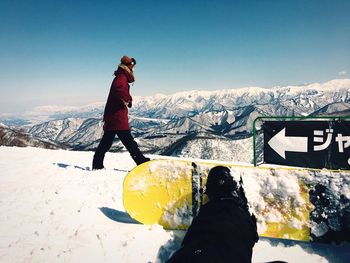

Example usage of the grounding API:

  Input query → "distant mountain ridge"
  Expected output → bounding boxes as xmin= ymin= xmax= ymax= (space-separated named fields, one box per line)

xmin=310 ymin=102 xmax=350 ymax=117
xmin=2 ymin=79 xmax=349 ymax=126
xmin=130 ymin=79 xmax=350 ymax=119
xmin=0 ymin=124 xmax=62 ymax=149
xmin=2 ymin=79 xmax=350 ymax=163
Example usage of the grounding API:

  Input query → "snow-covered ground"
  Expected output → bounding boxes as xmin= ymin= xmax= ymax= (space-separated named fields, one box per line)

xmin=0 ymin=147 xmax=349 ymax=263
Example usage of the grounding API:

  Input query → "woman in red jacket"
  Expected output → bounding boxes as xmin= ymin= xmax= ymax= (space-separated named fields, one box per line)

xmin=92 ymin=55 xmax=150 ymax=170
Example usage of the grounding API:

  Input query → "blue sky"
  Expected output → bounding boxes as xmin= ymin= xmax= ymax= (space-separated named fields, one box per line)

xmin=0 ymin=0 xmax=349 ymax=114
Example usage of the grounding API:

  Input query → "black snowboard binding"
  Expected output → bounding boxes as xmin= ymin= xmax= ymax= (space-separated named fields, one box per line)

xmin=205 ymin=166 xmax=249 ymax=212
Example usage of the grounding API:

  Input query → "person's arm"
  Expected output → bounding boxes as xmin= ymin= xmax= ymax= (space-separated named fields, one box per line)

xmin=112 ymin=75 xmax=132 ymax=107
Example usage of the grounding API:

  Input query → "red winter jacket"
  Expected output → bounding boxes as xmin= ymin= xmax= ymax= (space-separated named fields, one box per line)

xmin=103 ymin=66 xmax=134 ymax=131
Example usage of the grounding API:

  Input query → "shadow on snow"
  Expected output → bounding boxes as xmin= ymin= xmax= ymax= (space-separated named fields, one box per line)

xmin=54 ymin=162 xmax=90 ymax=171
xmin=99 ymin=207 xmax=141 ymax=225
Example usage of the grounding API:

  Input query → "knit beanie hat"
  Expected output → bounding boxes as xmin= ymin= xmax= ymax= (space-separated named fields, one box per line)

xmin=121 ymin=55 xmax=136 ymax=65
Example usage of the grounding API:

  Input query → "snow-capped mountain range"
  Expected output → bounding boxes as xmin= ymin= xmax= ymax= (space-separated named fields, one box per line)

xmin=1 ymin=79 xmax=350 ymax=163
xmin=130 ymin=79 xmax=350 ymax=119
xmin=0 ymin=123 xmax=62 ymax=149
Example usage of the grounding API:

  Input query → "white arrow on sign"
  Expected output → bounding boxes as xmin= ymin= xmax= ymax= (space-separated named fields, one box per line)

xmin=268 ymin=128 xmax=308 ymax=159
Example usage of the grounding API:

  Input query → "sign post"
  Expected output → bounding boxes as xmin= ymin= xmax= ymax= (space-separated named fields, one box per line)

xmin=263 ymin=120 xmax=350 ymax=170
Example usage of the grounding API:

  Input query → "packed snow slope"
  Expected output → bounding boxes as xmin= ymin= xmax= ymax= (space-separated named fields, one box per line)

xmin=0 ymin=147 xmax=349 ymax=263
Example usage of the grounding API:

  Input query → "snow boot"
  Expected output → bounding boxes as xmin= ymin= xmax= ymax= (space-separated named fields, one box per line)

xmin=132 ymin=155 xmax=150 ymax=165
xmin=92 ymin=152 xmax=105 ymax=170
xmin=92 ymin=159 xmax=104 ymax=170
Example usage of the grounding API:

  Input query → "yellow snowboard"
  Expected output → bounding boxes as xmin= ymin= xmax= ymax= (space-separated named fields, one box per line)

xmin=123 ymin=159 xmax=313 ymax=241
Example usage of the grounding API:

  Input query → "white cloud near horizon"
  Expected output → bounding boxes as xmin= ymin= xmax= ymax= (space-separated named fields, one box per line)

xmin=338 ymin=70 xmax=347 ymax=76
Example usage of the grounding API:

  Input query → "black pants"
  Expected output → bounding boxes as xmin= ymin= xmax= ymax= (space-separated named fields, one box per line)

xmin=92 ymin=130 xmax=148 ymax=169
